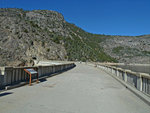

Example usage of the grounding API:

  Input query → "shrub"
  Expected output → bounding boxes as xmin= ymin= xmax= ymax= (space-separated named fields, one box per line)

xmin=24 ymin=29 xmax=28 ymax=33
xmin=112 ymin=46 xmax=124 ymax=53
xmin=46 ymin=48 xmax=50 ymax=52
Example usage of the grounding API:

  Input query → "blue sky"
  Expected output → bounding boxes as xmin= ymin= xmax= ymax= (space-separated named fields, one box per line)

xmin=0 ymin=0 xmax=150 ymax=36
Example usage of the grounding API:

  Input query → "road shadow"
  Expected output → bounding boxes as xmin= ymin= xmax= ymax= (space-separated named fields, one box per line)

xmin=39 ymin=78 xmax=47 ymax=82
xmin=0 ymin=92 xmax=13 ymax=97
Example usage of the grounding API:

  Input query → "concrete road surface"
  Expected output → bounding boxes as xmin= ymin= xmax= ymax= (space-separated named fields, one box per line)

xmin=0 ymin=63 xmax=150 ymax=113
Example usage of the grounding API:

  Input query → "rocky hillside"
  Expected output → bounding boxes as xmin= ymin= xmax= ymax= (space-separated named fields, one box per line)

xmin=100 ymin=35 xmax=150 ymax=64
xmin=0 ymin=8 xmax=116 ymax=66
xmin=0 ymin=8 xmax=150 ymax=66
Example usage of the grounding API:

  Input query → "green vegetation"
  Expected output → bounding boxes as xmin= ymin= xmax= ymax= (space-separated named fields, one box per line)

xmin=24 ymin=29 xmax=28 ymax=33
xmin=30 ymin=40 xmax=34 ymax=45
xmin=113 ymin=46 xmax=150 ymax=58
xmin=112 ymin=46 xmax=124 ymax=54
xmin=51 ymin=35 xmax=63 ymax=44
xmin=46 ymin=48 xmax=50 ymax=52
xmin=142 ymin=51 xmax=150 ymax=56
xmin=26 ymin=17 xmax=117 ymax=62
xmin=63 ymin=28 xmax=117 ymax=62
xmin=29 ymin=21 xmax=39 ymax=28
xmin=37 ymin=22 xmax=118 ymax=62
xmin=63 ymin=23 xmax=117 ymax=62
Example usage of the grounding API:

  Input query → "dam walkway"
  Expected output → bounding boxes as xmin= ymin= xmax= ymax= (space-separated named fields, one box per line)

xmin=0 ymin=63 xmax=150 ymax=113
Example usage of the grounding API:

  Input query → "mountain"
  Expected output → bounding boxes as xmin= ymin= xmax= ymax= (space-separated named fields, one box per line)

xmin=0 ymin=8 xmax=150 ymax=66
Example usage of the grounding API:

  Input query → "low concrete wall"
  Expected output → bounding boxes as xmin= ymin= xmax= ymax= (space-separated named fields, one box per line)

xmin=0 ymin=63 xmax=75 ymax=89
xmin=97 ymin=64 xmax=150 ymax=95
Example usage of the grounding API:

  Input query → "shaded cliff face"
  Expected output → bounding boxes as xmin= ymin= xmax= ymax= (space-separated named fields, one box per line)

xmin=0 ymin=8 xmax=150 ymax=66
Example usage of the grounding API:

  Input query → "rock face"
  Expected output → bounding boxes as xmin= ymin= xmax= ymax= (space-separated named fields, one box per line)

xmin=0 ymin=8 xmax=150 ymax=66
xmin=100 ymin=36 xmax=150 ymax=64
xmin=0 ymin=8 xmax=68 ymax=66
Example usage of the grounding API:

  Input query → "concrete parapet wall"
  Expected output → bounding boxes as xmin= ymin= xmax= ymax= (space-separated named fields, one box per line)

xmin=0 ymin=63 xmax=75 ymax=89
xmin=98 ymin=64 xmax=150 ymax=95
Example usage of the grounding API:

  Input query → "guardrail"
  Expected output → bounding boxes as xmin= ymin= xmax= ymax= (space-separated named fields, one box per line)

xmin=97 ymin=64 xmax=150 ymax=95
xmin=0 ymin=63 xmax=75 ymax=89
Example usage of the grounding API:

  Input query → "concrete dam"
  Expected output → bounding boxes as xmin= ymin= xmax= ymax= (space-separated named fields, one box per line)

xmin=0 ymin=61 xmax=150 ymax=113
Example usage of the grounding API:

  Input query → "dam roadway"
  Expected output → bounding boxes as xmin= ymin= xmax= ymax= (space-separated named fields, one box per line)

xmin=0 ymin=63 xmax=150 ymax=113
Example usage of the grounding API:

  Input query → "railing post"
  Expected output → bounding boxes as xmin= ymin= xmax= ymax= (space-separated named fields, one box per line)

xmin=136 ymin=73 xmax=143 ymax=91
xmin=0 ymin=67 xmax=5 ymax=88
xmin=38 ymin=66 xmax=42 ymax=77
xmin=4 ymin=67 xmax=13 ymax=86
xmin=123 ymin=70 xmax=128 ymax=82
xmin=116 ymin=69 xmax=119 ymax=77
xmin=111 ymin=68 xmax=113 ymax=73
